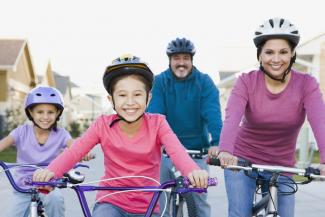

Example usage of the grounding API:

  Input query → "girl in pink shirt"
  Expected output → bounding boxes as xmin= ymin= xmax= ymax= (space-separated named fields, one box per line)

xmin=33 ymin=54 xmax=209 ymax=216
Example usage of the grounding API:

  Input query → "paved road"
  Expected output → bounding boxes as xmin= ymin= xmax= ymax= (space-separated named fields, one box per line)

xmin=1 ymin=146 xmax=325 ymax=216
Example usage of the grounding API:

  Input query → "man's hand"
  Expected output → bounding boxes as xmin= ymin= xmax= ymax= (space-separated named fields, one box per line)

xmin=208 ymin=146 xmax=219 ymax=157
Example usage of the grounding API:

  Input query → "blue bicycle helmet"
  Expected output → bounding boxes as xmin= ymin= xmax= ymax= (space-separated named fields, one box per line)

xmin=25 ymin=86 xmax=64 ymax=120
xmin=166 ymin=38 xmax=196 ymax=57
xmin=103 ymin=54 xmax=154 ymax=95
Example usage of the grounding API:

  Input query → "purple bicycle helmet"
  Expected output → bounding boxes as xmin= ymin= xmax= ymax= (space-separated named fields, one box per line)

xmin=25 ymin=86 xmax=64 ymax=120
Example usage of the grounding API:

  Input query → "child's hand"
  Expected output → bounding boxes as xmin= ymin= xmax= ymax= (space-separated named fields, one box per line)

xmin=187 ymin=169 xmax=209 ymax=188
xmin=82 ymin=152 xmax=96 ymax=161
xmin=33 ymin=168 xmax=55 ymax=192
xmin=33 ymin=168 xmax=55 ymax=182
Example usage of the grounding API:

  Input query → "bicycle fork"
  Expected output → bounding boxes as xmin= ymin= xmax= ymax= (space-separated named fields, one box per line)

xmin=29 ymin=189 xmax=45 ymax=217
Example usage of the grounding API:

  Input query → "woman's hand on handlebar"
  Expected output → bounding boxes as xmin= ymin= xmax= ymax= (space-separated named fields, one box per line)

xmin=187 ymin=169 xmax=209 ymax=188
xmin=217 ymin=151 xmax=237 ymax=167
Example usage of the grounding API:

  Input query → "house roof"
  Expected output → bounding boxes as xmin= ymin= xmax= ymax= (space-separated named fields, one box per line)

xmin=0 ymin=39 xmax=26 ymax=68
xmin=53 ymin=71 xmax=78 ymax=95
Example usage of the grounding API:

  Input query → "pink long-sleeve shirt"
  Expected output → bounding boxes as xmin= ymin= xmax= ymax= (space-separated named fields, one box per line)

xmin=47 ymin=113 xmax=199 ymax=213
xmin=219 ymin=70 xmax=325 ymax=166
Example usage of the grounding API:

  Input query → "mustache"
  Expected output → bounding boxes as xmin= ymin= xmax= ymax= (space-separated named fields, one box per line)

xmin=176 ymin=65 xmax=188 ymax=69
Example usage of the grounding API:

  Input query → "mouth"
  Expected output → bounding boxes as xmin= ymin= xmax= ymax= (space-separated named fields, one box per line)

xmin=176 ymin=65 xmax=187 ymax=70
xmin=123 ymin=108 xmax=138 ymax=115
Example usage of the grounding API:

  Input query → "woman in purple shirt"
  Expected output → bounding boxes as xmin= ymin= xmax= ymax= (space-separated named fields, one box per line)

xmin=0 ymin=86 xmax=73 ymax=217
xmin=216 ymin=18 xmax=325 ymax=217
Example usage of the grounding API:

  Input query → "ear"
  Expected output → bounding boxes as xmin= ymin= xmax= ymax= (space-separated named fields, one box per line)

xmin=107 ymin=95 xmax=113 ymax=104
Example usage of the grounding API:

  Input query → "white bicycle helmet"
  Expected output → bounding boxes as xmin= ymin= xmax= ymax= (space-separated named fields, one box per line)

xmin=253 ymin=17 xmax=300 ymax=48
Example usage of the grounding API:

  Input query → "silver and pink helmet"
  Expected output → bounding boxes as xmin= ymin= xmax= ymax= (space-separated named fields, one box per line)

xmin=25 ymin=86 xmax=64 ymax=120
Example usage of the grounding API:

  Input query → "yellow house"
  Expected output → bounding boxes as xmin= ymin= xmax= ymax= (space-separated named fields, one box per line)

xmin=0 ymin=39 xmax=37 ymax=107
xmin=0 ymin=39 xmax=37 ymax=134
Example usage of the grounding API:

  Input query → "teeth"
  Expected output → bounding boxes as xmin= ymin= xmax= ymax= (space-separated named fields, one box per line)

xmin=124 ymin=109 xmax=137 ymax=114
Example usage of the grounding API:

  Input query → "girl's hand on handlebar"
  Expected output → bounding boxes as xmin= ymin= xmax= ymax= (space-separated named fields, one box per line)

xmin=33 ymin=168 xmax=55 ymax=191
xmin=187 ymin=169 xmax=209 ymax=188
xmin=217 ymin=151 xmax=237 ymax=167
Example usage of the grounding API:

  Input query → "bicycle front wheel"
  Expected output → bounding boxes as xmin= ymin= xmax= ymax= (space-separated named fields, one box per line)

xmin=176 ymin=193 xmax=198 ymax=217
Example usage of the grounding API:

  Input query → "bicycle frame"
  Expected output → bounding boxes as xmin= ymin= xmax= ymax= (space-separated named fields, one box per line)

xmin=164 ymin=148 xmax=208 ymax=217
xmin=27 ymin=174 xmax=217 ymax=217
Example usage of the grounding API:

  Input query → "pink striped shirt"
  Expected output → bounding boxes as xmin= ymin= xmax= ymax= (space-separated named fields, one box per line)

xmin=219 ymin=70 xmax=325 ymax=166
xmin=47 ymin=113 xmax=199 ymax=213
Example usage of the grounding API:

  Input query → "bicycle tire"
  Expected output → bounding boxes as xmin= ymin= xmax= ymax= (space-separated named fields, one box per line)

xmin=176 ymin=193 xmax=198 ymax=217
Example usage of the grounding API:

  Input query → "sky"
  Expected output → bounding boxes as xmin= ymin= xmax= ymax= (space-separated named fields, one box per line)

xmin=1 ymin=0 xmax=325 ymax=94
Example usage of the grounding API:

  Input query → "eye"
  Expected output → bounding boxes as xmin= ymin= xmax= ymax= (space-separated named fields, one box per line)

xmin=265 ymin=50 xmax=273 ymax=55
xmin=280 ymin=50 xmax=289 ymax=54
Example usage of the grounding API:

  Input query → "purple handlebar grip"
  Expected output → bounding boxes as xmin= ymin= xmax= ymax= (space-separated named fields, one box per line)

xmin=183 ymin=177 xmax=218 ymax=187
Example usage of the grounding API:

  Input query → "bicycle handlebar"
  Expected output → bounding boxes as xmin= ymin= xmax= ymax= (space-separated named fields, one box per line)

xmin=0 ymin=161 xmax=89 ymax=193
xmin=25 ymin=175 xmax=218 ymax=194
xmin=207 ymin=157 xmax=325 ymax=180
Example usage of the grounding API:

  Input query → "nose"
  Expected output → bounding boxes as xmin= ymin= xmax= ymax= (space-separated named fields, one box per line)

xmin=272 ymin=53 xmax=281 ymax=62
xmin=126 ymin=96 xmax=135 ymax=105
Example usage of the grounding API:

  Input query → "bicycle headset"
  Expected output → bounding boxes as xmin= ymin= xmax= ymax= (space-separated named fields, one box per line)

xmin=102 ymin=54 xmax=154 ymax=126
xmin=253 ymin=17 xmax=300 ymax=83
xmin=25 ymin=86 xmax=64 ymax=131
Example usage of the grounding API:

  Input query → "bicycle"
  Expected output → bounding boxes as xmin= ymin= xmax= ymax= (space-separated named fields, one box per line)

xmin=0 ymin=160 xmax=87 ymax=217
xmin=25 ymin=169 xmax=217 ymax=217
xmin=207 ymin=157 xmax=325 ymax=217
xmin=162 ymin=148 xmax=209 ymax=217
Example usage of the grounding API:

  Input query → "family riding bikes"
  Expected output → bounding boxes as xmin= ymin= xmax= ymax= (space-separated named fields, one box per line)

xmin=0 ymin=16 xmax=324 ymax=217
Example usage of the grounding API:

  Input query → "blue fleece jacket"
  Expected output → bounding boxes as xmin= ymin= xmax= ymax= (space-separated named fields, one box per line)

xmin=147 ymin=67 xmax=222 ymax=150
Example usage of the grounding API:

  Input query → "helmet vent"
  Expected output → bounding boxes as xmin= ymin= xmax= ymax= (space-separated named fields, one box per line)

xmin=50 ymin=93 xmax=56 ymax=97
xmin=255 ymin=31 xmax=262 ymax=35
xmin=269 ymin=19 xmax=274 ymax=27
xmin=36 ymin=93 xmax=42 ymax=96
xmin=291 ymin=30 xmax=299 ymax=34
xmin=279 ymin=19 xmax=284 ymax=27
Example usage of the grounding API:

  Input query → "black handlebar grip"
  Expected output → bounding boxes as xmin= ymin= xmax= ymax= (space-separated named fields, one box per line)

xmin=207 ymin=157 xmax=251 ymax=167
xmin=206 ymin=157 xmax=221 ymax=166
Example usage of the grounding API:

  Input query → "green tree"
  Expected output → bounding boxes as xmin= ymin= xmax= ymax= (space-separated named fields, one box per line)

xmin=69 ymin=121 xmax=81 ymax=138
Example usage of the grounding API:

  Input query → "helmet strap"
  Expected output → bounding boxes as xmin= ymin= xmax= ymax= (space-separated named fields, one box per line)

xmin=109 ymin=95 xmax=148 ymax=127
xmin=31 ymin=119 xmax=56 ymax=131
xmin=259 ymin=57 xmax=295 ymax=83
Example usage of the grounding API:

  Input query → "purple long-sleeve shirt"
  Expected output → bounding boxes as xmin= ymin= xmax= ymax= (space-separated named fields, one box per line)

xmin=219 ymin=70 xmax=325 ymax=166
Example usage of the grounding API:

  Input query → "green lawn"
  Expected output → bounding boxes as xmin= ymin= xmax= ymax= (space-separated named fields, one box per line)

xmin=0 ymin=147 xmax=17 ymax=162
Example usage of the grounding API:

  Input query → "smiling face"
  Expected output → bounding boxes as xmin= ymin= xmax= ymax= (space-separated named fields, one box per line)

xmin=170 ymin=53 xmax=193 ymax=78
xmin=29 ymin=104 xmax=60 ymax=129
xmin=109 ymin=75 xmax=151 ymax=123
xmin=259 ymin=39 xmax=294 ymax=79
